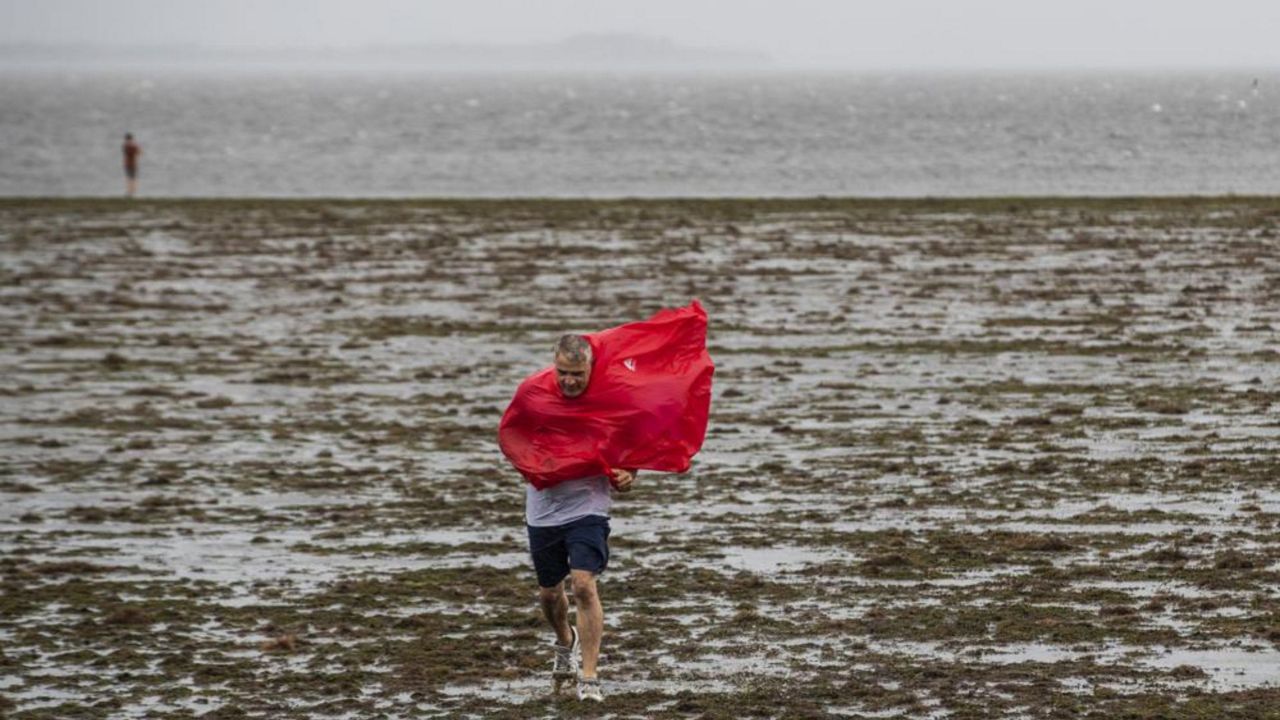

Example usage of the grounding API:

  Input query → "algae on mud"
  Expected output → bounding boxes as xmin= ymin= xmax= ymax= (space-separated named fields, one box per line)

xmin=2 ymin=197 xmax=1279 ymax=718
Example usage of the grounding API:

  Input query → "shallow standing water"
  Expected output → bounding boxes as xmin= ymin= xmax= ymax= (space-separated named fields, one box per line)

xmin=2 ymin=71 xmax=1279 ymax=197
xmin=1 ymin=197 xmax=1279 ymax=718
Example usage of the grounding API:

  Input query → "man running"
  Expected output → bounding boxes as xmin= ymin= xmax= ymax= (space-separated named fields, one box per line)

xmin=525 ymin=334 xmax=634 ymax=703
xmin=122 ymin=133 xmax=141 ymax=197
xmin=500 ymin=302 xmax=713 ymax=703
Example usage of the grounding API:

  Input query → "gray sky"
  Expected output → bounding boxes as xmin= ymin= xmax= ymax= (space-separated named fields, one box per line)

xmin=3 ymin=0 xmax=1280 ymax=69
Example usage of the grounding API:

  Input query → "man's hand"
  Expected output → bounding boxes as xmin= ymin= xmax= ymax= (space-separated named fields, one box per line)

xmin=611 ymin=468 xmax=635 ymax=493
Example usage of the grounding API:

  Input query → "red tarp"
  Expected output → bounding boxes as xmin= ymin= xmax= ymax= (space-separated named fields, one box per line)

xmin=498 ymin=300 xmax=714 ymax=490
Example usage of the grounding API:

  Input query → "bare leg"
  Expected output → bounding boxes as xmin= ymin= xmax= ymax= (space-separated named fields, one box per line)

xmin=537 ymin=581 xmax=574 ymax=647
xmin=570 ymin=569 xmax=603 ymax=678
xmin=127 ymin=178 xmax=137 ymax=197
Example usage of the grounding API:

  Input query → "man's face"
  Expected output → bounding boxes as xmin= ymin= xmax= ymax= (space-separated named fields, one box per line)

xmin=554 ymin=353 xmax=592 ymax=398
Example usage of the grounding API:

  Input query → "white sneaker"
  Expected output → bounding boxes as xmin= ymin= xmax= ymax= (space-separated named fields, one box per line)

xmin=552 ymin=626 xmax=579 ymax=681
xmin=577 ymin=676 xmax=603 ymax=702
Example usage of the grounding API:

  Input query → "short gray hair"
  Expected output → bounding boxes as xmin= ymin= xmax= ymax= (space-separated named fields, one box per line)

xmin=554 ymin=334 xmax=592 ymax=363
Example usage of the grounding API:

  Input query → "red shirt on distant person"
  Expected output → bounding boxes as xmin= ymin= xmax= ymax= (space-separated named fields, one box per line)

xmin=123 ymin=134 xmax=141 ymax=174
xmin=122 ymin=133 xmax=141 ymax=197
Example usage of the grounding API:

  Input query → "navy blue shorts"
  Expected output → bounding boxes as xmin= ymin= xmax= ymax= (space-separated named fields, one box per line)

xmin=527 ymin=515 xmax=611 ymax=588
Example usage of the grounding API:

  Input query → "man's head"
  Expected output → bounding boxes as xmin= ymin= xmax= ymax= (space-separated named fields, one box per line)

xmin=553 ymin=334 xmax=592 ymax=398
xmin=124 ymin=133 xmax=133 ymax=141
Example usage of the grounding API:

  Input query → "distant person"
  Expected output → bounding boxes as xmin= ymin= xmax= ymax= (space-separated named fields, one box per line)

xmin=122 ymin=133 xmax=142 ymax=197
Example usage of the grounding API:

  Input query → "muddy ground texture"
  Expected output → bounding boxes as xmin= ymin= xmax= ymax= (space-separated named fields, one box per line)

xmin=1 ymin=198 xmax=1279 ymax=719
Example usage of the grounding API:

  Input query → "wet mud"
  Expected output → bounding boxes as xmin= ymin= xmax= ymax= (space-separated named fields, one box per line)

xmin=2 ymin=197 xmax=1279 ymax=718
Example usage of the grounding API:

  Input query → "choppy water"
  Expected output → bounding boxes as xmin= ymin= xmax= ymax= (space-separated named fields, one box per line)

xmin=1 ymin=69 xmax=1277 ymax=197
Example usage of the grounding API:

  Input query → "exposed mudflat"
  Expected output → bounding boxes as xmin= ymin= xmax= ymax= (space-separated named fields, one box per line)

xmin=2 ymin=197 xmax=1279 ymax=719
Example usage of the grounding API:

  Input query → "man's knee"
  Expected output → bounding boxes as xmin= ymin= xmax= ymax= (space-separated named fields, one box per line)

xmin=570 ymin=572 xmax=598 ymax=604
xmin=538 ymin=585 xmax=563 ymax=605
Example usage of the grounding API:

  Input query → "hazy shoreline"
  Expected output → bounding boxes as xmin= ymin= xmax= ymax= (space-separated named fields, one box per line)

xmin=5 ymin=72 xmax=1275 ymax=197
xmin=5 ymin=195 xmax=1280 ymax=206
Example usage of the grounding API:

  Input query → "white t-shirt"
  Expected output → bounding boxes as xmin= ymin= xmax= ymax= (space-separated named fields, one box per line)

xmin=525 ymin=475 xmax=612 ymax=527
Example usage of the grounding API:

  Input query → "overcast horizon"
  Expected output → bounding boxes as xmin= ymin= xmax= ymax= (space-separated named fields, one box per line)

xmin=4 ymin=0 xmax=1280 ymax=71
xmin=4 ymin=39 xmax=1280 ymax=74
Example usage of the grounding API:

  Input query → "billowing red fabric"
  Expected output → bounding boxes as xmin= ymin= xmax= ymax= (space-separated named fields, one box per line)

xmin=499 ymin=300 xmax=714 ymax=490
